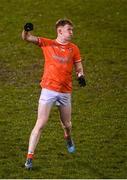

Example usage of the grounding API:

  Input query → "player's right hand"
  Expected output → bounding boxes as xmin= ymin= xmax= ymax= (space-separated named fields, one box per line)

xmin=24 ymin=23 xmax=33 ymax=31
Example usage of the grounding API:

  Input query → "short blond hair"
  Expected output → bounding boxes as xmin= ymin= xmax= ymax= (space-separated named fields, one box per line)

xmin=55 ymin=19 xmax=73 ymax=29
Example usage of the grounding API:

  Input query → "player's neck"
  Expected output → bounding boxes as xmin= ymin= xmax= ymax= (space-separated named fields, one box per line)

xmin=56 ymin=37 xmax=69 ymax=45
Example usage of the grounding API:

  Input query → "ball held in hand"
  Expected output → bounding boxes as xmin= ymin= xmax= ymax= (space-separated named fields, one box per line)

xmin=24 ymin=23 xmax=33 ymax=31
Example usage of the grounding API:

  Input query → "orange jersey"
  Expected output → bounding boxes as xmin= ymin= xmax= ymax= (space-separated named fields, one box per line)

xmin=38 ymin=37 xmax=81 ymax=93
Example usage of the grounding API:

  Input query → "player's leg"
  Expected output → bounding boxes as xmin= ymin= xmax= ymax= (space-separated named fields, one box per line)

xmin=58 ymin=104 xmax=72 ymax=137
xmin=28 ymin=102 xmax=52 ymax=153
xmin=25 ymin=102 xmax=52 ymax=169
xmin=58 ymin=104 xmax=75 ymax=153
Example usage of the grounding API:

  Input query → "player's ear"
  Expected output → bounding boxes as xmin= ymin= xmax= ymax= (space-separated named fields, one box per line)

xmin=57 ymin=27 xmax=62 ymax=35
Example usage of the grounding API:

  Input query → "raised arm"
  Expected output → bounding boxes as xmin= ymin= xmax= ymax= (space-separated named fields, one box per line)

xmin=22 ymin=23 xmax=39 ymax=45
xmin=74 ymin=61 xmax=86 ymax=87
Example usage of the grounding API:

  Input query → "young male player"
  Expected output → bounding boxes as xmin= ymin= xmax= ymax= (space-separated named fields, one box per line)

xmin=22 ymin=19 xmax=86 ymax=169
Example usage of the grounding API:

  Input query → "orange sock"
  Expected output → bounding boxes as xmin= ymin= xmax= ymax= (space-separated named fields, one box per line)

xmin=64 ymin=133 xmax=70 ymax=140
xmin=27 ymin=153 xmax=34 ymax=159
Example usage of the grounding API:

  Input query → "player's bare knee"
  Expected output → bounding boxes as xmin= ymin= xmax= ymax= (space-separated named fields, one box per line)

xmin=35 ymin=118 xmax=47 ymax=131
xmin=64 ymin=121 xmax=72 ymax=130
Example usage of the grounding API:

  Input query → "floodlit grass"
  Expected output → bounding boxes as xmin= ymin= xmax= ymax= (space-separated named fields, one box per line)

xmin=0 ymin=0 xmax=127 ymax=178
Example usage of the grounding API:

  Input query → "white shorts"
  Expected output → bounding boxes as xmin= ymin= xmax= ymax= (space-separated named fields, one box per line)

xmin=39 ymin=88 xmax=71 ymax=106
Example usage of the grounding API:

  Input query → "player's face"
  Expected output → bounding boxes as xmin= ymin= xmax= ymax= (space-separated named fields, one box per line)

xmin=61 ymin=24 xmax=73 ymax=41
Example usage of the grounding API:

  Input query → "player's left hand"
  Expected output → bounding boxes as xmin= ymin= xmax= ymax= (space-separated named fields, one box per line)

xmin=78 ymin=75 xmax=86 ymax=87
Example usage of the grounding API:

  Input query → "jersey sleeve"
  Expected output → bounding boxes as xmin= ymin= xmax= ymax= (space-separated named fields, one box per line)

xmin=73 ymin=45 xmax=82 ymax=63
xmin=38 ymin=37 xmax=50 ymax=47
